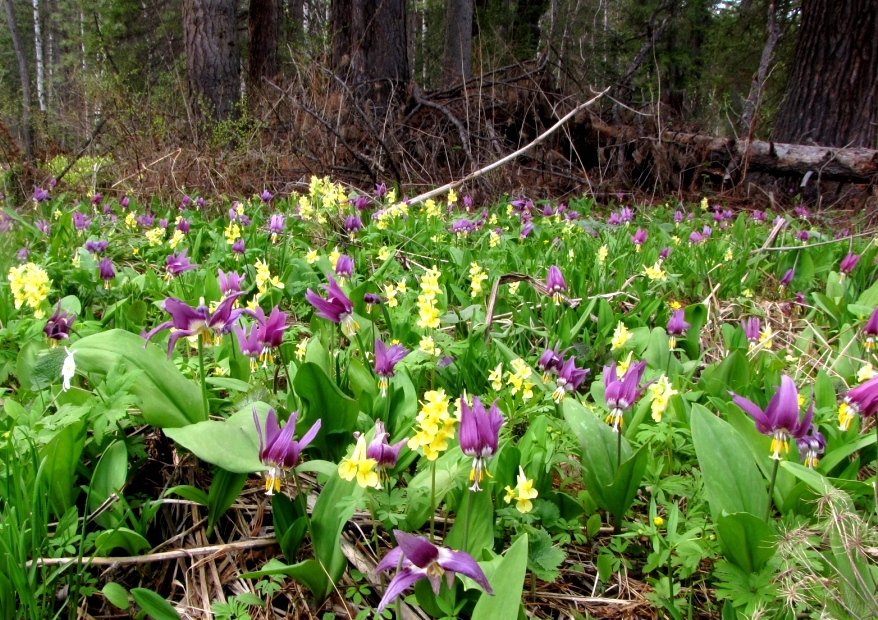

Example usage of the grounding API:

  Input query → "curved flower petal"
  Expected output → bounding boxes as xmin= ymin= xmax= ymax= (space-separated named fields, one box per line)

xmin=376 ymin=567 xmax=425 ymax=613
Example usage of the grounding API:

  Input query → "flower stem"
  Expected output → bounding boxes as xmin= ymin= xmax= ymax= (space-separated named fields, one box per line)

xmin=429 ymin=460 xmax=437 ymax=543
xmin=197 ymin=334 xmax=209 ymax=418
xmin=616 ymin=427 xmax=622 ymax=471
xmin=666 ymin=546 xmax=674 ymax=597
xmin=874 ymin=423 xmax=878 ymax=517
xmin=462 ymin=489 xmax=473 ymax=553
xmin=368 ymin=492 xmax=380 ymax=555
xmin=765 ymin=458 xmax=780 ymax=521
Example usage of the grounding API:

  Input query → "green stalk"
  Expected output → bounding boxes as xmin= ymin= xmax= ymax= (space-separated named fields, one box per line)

xmin=368 ymin=492 xmax=380 ymax=555
xmin=197 ymin=334 xmax=209 ymax=418
xmin=765 ymin=458 xmax=780 ymax=521
xmin=429 ymin=460 xmax=437 ymax=543
xmin=666 ymin=546 xmax=674 ymax=598
xmin=874 ymin=424 xmax=878 ymax=517
xmin=462 ymin=489 xmax=473 ymax=553
xmin=616 ymin=427 xmax=622 ymax=471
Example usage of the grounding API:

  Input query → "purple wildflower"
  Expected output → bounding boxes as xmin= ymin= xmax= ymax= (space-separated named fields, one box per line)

xmin=366 ymin=419 xmax=407 ymax=475
xmin=459 ymin=396 xmax=503 ymax=490
xmin=864 ymin=307 xmax=878 ymax=351
xmin=546 ymin=266 xmax=566 ymax=304
xmin=374 ymin=338 xmax=409 ymax=396
xmin=44 ymin=303 xmax=76 ymax=343
xmin=603 ymin=360 xmax=651 ymax=432
xmin=731 ymin=375 xmax=813 ymax=460
xmin=840 ymin=252 xmax=860 ymax=277
xmin=839 ymin=374 xmax=878 ymax=430
xmin=218 ymin=269 xmax=244 ymax=296
xmin=99 ymin=258 xmax=115 ymax=288
xmin=305 ymin=275 xmax=359 ymax=338
xmin=165 ymin=249 xmax=198 ymax=278
xmin=666 ymin=310 xmax=690 ymax=349
xmin=780 ymin=269 xmax=795 ymax=288
xmin=551 ymin=357 xmax=589 ymax=403
xmin=335 ymin=254 xmax=354 ymax=279
xmin=797 ymin=427 xmax=825 ymax=469
xmin=344 ymin=214 xmax=363 ymax=235
xmin=254 ymin=407 xmax=321 ymax=495
xmin=33 ymin=187 xmax=50 ymax=202
xmin=143 ymin=292 xmax=246 ymax=356
xmin=260 ymin=189 xmax=273 ymax=202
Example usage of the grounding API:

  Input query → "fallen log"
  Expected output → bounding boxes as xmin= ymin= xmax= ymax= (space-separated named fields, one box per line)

xmin=660 ymin=131 xmax=878 ymax=183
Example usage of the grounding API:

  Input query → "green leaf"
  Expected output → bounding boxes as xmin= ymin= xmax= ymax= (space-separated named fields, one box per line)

xmin=205 ymin=377 xmax=252 ymax=392
xmin=780 ymin=461 xmax=836 ymax=495
xmin=89 ymin=440 xmax=129 ymax=528
xmin=242 ymin=559 xmax=332 ymax=601
xmin=207 ymin=468 xmax=248 ymax=534
xmin=294 ymin=362 xmax=359 ymax=461
xmin=95 ymin=528 xmax=151 ymax=556
xmin=690 ymin=404 xmax=768 ymax=520
xmin=163 ymin=485 xmax=208 ymax=506
xmin=445 ymin=489 xmax=494 ymax=556
xmin=471 ymin=534 xmax=528 ymax=620
xmin=716 ymin=513 xmax=777 ymax=573
xmin=30 ymin=346 xmax=68 ymax=390
xmin=102 ymin=582 xmax=129 ymax=610
xmin=130 ymin=588 xmax=181 ymax=620
xmin=526 ymin=527 xmax=565 ymax=582
xmin=40 ymin=421 xmax=86 ymax=517
xmin=72 ymin=329 xmax=204 ymax=427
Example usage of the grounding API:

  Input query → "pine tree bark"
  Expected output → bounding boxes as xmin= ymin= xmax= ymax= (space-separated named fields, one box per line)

xmin=441 ymin=0 xmax=472 ymax=86
xmin=248 ymin=0 xmax=278 ymax=85
xmin=183 ymin=0 xmax=241 ymax=122
xmin=773 ymin=0 xmax=878 ymax=148
xmin=3 ymin=0 xmax=33 ymax=161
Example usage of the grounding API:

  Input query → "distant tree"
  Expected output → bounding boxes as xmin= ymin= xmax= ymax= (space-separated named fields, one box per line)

xmin=773 ymin=0 xmax=877 ymax=147
xmin=442 ymin=0 xmax=472 ymax=86
xmin=3 ymin=0 xmax=33 ymax=160
xmin=183 ymin=0 xmax=240 ymax=122
xmin=249 ymin=0 xmax=278 ymax=85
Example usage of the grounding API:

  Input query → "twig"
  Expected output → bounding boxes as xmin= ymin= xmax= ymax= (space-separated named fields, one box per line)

xmin=27 ymin=536 xmax=278 ymax=568
xmin=750 ymin=229 xmax=878 ymax=254
xmin=411 ymin=85 xmax=478 ymax=178
xmin=405 ymin=87 xmax=610 ymax=206
xmin=54 ymin=116 xmax=110 ymax=185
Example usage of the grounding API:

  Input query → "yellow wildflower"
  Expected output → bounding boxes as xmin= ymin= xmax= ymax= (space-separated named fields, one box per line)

xmin=224 ymin=222 xmax=241 ymax=246
xmin=598 ymin=245 xmax=608 ymax=265
xmin=407 ymin=389 xmax=456 ymax=460
xmin=669 ymin=300 xmax=682 ymax=310
xmin=469 ymin=262 xmax=488 ymax=297
xmin=724 ymin=248 xmax=734 ymax=262
xmin=642 ymin=262 xmax=667 ymax=282
xmin=611 ymin=322 xmax=632 ymax=350
xmin=508 ymin=281 xmax=520 ymax=295
xmin=838 ymin=401 xmax=855 ymax=431
xmin=857 ymin=363 xmax=877 ymax=383
xmin=504 ymin=467 xmax=538 ymax=513
xmin=489 ymin=363 xmax=504 ymax=391
xmin=338 ymin=436 xmax=380 ymax=489
xmin=489 ymin=230 xmax=501 ymax=247
xmin=447 ymin=189 xmax=457 ymax=204
xmin=616 ymin=351 xmax=633 ymax=378
xmin=168 ymin=229 xmax=186 ymax=250
xmin=329 ymin=247 xmax=341 ymax=270
xmin=7 ymin=263 xmax=51 ymax=318
xmin=424 ymin=199 xmax=442 ymax=219
xmin=700 ymin=197 xmax=709 ymax=211
xmin=124 ymin=212 xmax=137 ymax=228
xmin=145 ymin=227 xmax=165 ymax=247
xmin=295 ymin=338 xmax=308 ymax=362
xmin=743 ymin=289 xmax=754 ymax=298
xmin=758 ymin=325 xmax=774 ymax=350
xmin=418 ymin=335 xmax=441 ymax=357
xmin=306 ymin=249 xmax=319 ymax=264
xmin=648 ymin=375 xmax=678 ymax=423
xmin=378 ymin=246 xmax=392 ymax=261
xmin=654 ymin=516 xmax=665 ymax=527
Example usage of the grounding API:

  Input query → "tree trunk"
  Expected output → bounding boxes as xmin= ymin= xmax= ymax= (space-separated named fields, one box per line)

xmin=249 ymin=0 xmax=278 ymax=85
xmin=31 ymin=0 xmax=45 ymax=112
xmin=330 ymin=0 xmax=355 ymax=74
xmin=740 ymin=1 xmax=780 ymax=137
xmin=441 ymin=0 xmax=472 ymax=86
xmin=3 ymin=0 xmax=33 ymax=161
xmin=773 ymin=0 xmax=878 ymax=148
xmin=183 ymin=0 xmax=241 ymax=122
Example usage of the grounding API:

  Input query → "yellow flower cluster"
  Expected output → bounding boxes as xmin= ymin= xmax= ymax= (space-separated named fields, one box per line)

xmin=375 ymin=202 xmax=409 ymax=230
xmin=488 ymin=363 xmax=504 ymax=391
xmin=305 ymin=248 xmax=319 ymax=264
xmin=295 ymin=338 xmax=308 ymax=361
xmin=224 ymin=222 xmax=241 ymax=246
xmin=418 ymin=335 xmax=441 ymax=357
xmin=616 ymin=352 xmax=633 ymax=378
xmin=8 ymin=263 xmax=51 ymax=318
xmin=424 ymin=199 xmax=442 ymax=219
xmin=329 ymin=246 xmax=341 ymax=270
xmin=407 ymin=389 xmax=456 ymax=460
xmin=611 ymin=322 xmax=632 ymax=350
xmin=385 ymin=280 xmax=406 ymax=308
xmin=504 ymin=467 xmax=538 ymax=513
xmin=642 ymin=262 xmax=667 ymax=282
xmin=339 ymin=435 xmax=380 ymax=489
xmin=145 ymin=227 xmax=165 ymax=247
xmin=857 ymin=363 xmax=876 ymax=383
xmin=507 ymin=359 xmax=534 ymax=400
xmin=255 ymin=259 xmax=284 ymax=296
xmin=598 ymin=245 xmax=609 ymax=265
xmin=124 ymin=212 xmax=137 ymax=229
xmin=469 ymin=262 xmax=488 ymax=297
xmin=168 ymin=229 xmax=186 ymax=250
xmin=648 ymin=375 xmax=678 ymax=422
xmin=447 ymin=189 xmax=457 ymax=204
xmin=488 ymin=230 xmax=501 ymax=247
xmin=378 ymin=246 xmax=392 ymax=261
xmin=416 ymin=267 xmax=442 ymax=329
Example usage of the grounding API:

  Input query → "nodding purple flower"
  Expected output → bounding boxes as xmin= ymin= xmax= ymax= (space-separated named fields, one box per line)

xmin=166 ymin=249 xmax=198 ymax=278
xmin=459 ymin=396 xmax=503 ymax=490
xmin=565 ymin=210 xmax=580 ymax=221
xmin=305 ymin=275 xmax=358 ymax=338
xmin=702 ymin=225 xmax=712 ymax=238
xmin=233 ymin=324 xmax=262 ymax=371
xmin=752 ymin=210 xmax=766 ymax=222
xmin=16 ymin=248 xmax=29 ymax=261
xmin=44 ymin=303 xmax=76 ymax=343
xmin=463 ymin=195 xmax=474 ymax=210
xmin=181 ymin=195 xmax=192 ymax=209
xmin=510 ymin=198 xmax=531 ymax=212
xmin=72 ymin=212 xmax=91 ymax=232
xmin=552 ymin=357 xmax=590 ymax=403
xmin=438 ymin=355 xmax=455 ymax=369
xmin=335 ymin=254 xmax=354 ymax=280
xmin=780 ymin=269 xmax=795 ymax=288
xmin=452 ymin=218 xmax=475 ymax=235
xmin=741 ymin=317 xmax=761 ymax=345
xmin=835 ymin=228 xmax=850 ymax=239
xmin=688 ymin=231 xmax=704 ymax=244
xmin=864 ymin=307 xmax=878 ymax=351
xmin=538 ymin=344 xmax=564 ymax=382
xmin=603 ymin=360 xmax=651 ymax=432
xmin=839 ymin=252 xmax=860 ymax=278
xmin=546 ymin=266 xmax=567 ymax=304
xmin=143 ymin=292 xmax=246 ymax=357
xmin=620 ymin=207 xmax=634 ymax=223
xmin=365 ymin=420 xmax=407 ymax=475
xmin=260 ymin=189 xmax=273 ymax=202
xmin=98 ymin=257 xmax=115 ymax=287
xmin=254 ymin=407 xmax=321 ymax=495
xmin=350 ymin=194 xmax=371 ymax=211
xmin=195 ymin=197 xmax=205 ymax=209
xmin=659 ymin=247 xmax=671 ymax=261
xmin=794 ymin=292 xmax=806 ymax=308
xmin=363 ymin=292 xmax=382 ymax=312
xmin=375 ymin=183 xmax=387 ymax=198
xmin=839 ymin=374 xmax=878 ymax=430
xmin=794 ymin=206 xmax=809 ymax=219
xmin=33 ymin=187 xmax=50 ymax=202
xmin=712 ymin=210 xmax=724 ymax=223
xmin=36 ymin=219 xmax=50 ymax=235
xmin=631 ymin=227 xmax=647 ymax=252
xmin=520 ymin=221 xmax=534 ymax=239
xmin=159 ymin=218 xmax=169 ymax=230
xmin=232 ymin=238 xmax=246 ymax=256
xmin=608 ymin=212 xmax=622 ymax=226
xmin=267 ymin=213 xmax=285 ymax=241
xmin=344 ymin=214 xmax=363 ymax=235
xmin=374 ymin=338 xmax=409 ymax=396
xmin=796 ymin=230 xmax=810 ymax=242
xmin=674 ymin=210 xmax=684 ymax=224
xmin=135 ymin=213 xmax=153 ymax=228
xmin=120 ymin=196 xmax=130 ymax=209
xmin=731 ymin=375 xmax=813 ymax=460
xmin=540 ymin=204 xmax=555 ymax=217
xmin=797 ymin=427 xmax=825 ymax=469
xmin=666 ymin=310 xmax=690 ymax=349
xmin=376 ymin=530 xmax=493 ymax=613
xmin=91 ymin=193 xmax=103 ymax=205
xmin=218 ymin=269 xmax=244 ymax=297
xmin=177 ymin=218 xmax=191 ymax=233
xmin=251 ymin=306 xmax=288 ymax=364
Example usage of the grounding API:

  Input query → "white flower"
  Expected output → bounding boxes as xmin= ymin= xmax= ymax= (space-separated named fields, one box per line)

xmin=61 ymin=347 xmax=76 ymax=391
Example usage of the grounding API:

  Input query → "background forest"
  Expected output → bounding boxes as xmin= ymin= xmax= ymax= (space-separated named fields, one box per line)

xmin=0 ymin=0 xmax=875 ymax=203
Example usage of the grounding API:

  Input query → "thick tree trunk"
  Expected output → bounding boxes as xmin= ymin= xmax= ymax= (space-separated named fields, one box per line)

xmin=330 ymin=0 xmax=355 ymax=74
xmin=773 ymin=0 xmax=878 ymax=148
xmin=31 ymin=0 xmax=45 ymax=112
xmin=183 ymin=0 xmax=240 ymax=122
xmin=441 ymin=0 xmax=472 ymax=86
xmin=3 ymin=0 xmax=33 ymax=161
xmin=249 ymin=0 xmax=278 ymax=85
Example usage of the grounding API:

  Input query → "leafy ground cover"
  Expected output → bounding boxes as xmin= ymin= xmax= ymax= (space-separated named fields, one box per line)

xmin=1 ymin=182 xmax=877 ymax=620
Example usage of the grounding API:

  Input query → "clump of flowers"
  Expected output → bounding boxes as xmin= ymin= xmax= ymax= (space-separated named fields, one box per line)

xmin=254 ymin=259 xmax=284 ymax=297
xmin=642 ymin=261 xmax=666 ymax=282
xmin=8 ymin=262 xmax=52 ymax=318
xmin=469 ymin=262 xmax=488 ymax=297
xmin=506 ymin=358 xmax=535 ymax=400
xmin=254 ymin=408 xmax=321 ymax=496
xmin=338 ymin=434 xmax=380 ymax=489
xmin=504 ymin=466 xmax=538 ymax=513
xmin=648 ymin=375 xmax=678 ymax=422
xmin=407 ymin=389 xmax=456 ymax=460
xmin=611 ymin=321 xmax=632 ymax=350
xmin=416 ymin=266 xmax=443 ymax=329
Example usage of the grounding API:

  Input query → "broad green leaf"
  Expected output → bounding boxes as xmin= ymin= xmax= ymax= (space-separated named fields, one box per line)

xmin=207 ymin=468 xmax=248 ymax=534
xmin=102 ymin=582 xmax=129 ymax=610
xmin=205 ymin=377 xmax=252 ymax=392
xmin=603 ymin=445 xmax=649 ymax=526
xmin=72 ymin=329 xmax=204 ymax=427
xmin=163 ymin=485 xmax=208 ymax=506
xmin=95 ymin=528 xmax=151 ymax=556
xmin=445 ymin=489 xmax=494 ymax=557
xmin=165 ymin=421 xmax=261 ymax=473
xmin=130 ymin=588 xmax=181 ymax=620
xmin=690 ymin=404 xmax=767 ymax=520
xmin=40 ymin=421 xmax=86 ymax=517
xmin=89 ymin=440 xmax=129 ymax=528
xmin=30 ymin=346 xmax=68 ymax=390
xmin=819 ymin=432 xmax=876 ymax=474
xmin=716 ymin=512 xmax=777 ymax=573
xmin=780 ymin=461 xmax=836 ymax=495
xmin=308 ymin=472 xmax=362 ymax=600
xmin=294 ymin=362 xmax=359 ymax=461
xmin=241 ymin=558 xmax=332 ymax=601
xmin=471 ymin=534 xmax=528 ymax=620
